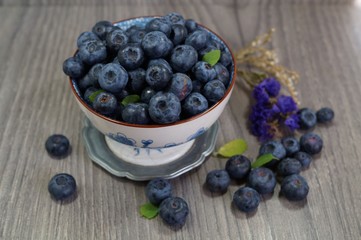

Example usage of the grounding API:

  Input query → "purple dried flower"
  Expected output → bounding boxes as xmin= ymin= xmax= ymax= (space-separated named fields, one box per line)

xmin=259 ymin=78 xmax=281 ymax=97
xmin=277 ymin=95 xmax=297 ymax=114
xmin=284 ymin=114 xmax=300 ymax=131
xmin=252 ymin=85 xmax=269 ymax=104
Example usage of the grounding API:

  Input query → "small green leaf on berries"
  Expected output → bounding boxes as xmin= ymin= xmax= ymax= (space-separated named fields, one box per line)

xmin=202 ymin=50 xmax=221 ymax=67
xmin=214 ymin=139 xmax=248 ymax=158
xmin=89 ymin=90 xmax=104 ymax=103
xmin=121 ymin=95 xmax=140 ymax=106
xmin=251 ymin=153 xmax=278 ymax=168
xmin=140 ymin=203 xmax=159 ymax=219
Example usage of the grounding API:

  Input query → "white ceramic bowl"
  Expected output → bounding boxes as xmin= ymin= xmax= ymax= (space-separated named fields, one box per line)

xmin=70 ymin=16 xmax=236 ymax=148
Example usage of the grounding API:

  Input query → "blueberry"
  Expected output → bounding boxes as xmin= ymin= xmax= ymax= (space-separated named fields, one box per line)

xmin=220 ymin=51 xmax=232 ymax=67
xmin=48 ymin=173 xmax=77 ymax=201
xmin=191 ymin=80 xmax=203 ymax=93
xmin=208 ymin=39 xmax=225 ymax=51
xmin=294 ymin=151 xmax=312 ymax=169
xmin=164 ymin=12 xmax=185 ymax=26
xmin=148 ymin=59 xmax=173 ymax=74
xmin=93 ymin=91 xmax=118 ymax=116
xmin=185 ymin=19 xmax=198 ymax=33
xmin=145 ymin=178 xmax=172 ymax=206
xmin=117 ymin=44 xmax=144 ymax=70
xmin=141 ymin=31 xmax=173 ymax=59
xmin=205 ymin=169 xmax=230 ymax=193
xmin=202 ymin=80 xmax=226 ymax=103
xmin=77 ymin=31 xmax=100 ymax=48
xmin=233 ymin=187 xmax=261 ymax=213
xmin=214 ymin=63 xmax=230 ymax=87
xmin=316 ymin=107 xmax=334 ymax=123
xmin=185 ymin=30 xmax=209 ymax=50
xmin=77 ymin=74 xmax=95 ymax=91
xmin=182 ymin=92 xmax=208 ymax=117
xmin=159 ymin=197 xmax=189 ymax=229
xmin=146 ymin=18 xmax=171 ymax=37
xmin=128 ymin=68 xmax=146 ymax=94
xmin=170 ymin=24 xmax=188 ymax=45
xmin=126 ymin=25 xmax=144 ymax=37
xmin=281 ymin=136 xmax=300 ymax=156
xmin=247 ymin=167 xmax=276 ymax=194
xmin=300 ymin=132 xmax=323 ymax=155
xmin=141 ymin=87 xmax=156 ymax=104
xmin=92 ymin=20 xmax=113 ymax=40
xmin=167 ymin=73 xmax=193 ymax=101
xmin=106 ymin=29 xmax=128 ymax=52
xmin=225 ymin=155 xmax=251 ymax=180
xmin=280 ymin=174 xmax=309 ymax=201
xmin=122 ymin=103 xmax=150 ymax=124
xmin=277 ymin=158 xmax=302 ymax=177
xmin=129 ymin=29 xmax=147 ymax=44
xmin=98 ymin=63 xmax=128 ymax=93
xmin=78 ymin=40 xmax=107 ymax=65
xmin=148 ymin=92 xmax=181 ymax=124
xmin=145 ymin=64 xmax=172 ymax=90
xmin=63 ymin=57 xmax=85 ymax=79
xmin=298 ymin=108 xmax=317 ymax=130
xmin=259 ymin=140 xmax=287 ymax=160
xmin=87 ymin=63 xmax=104 ymax=86
xmin=170 ymin=45 xmax=198 ymax=73
xmin=192 ymin=61 xmax=217 ymax=83
xmin=45 ymin=134 xmax=71 ymax=158
xmin=84 ymin=87 xmax=101 ymax=104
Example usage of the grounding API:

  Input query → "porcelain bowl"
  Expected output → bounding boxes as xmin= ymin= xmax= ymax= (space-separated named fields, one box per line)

xmin=69 ymin=16 xmax=236 ymax=148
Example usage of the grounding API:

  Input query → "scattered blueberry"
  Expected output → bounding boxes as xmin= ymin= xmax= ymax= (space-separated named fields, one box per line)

xmin=316 ymin=107 xmax=334 ymax=123
xmin=294 ymin=151 xmax=312 ymax=169
xmin=205 ymin=169 xmax=230 ymax=193
xmin=159 ymin=197 xmax=189 ymax=229
xmin=48 ymin=173 xmax=77 ymax=201
xmin=259 ymin=140 xmax=286 ymax=160
xmin=233 ymin=187 xmax=261 ymax=213
xmin=93 ymin=91 xmax=118 ymax=116
xmin=145 ymin=178 xmax=172 ymax=206
xmin=280 ymin=174 xmax=309 ymax=201
xmin=300 ymin=132 xmax=323 ymax=155
xmin=117 ymin=44 xmax=144 ymax=70
xmin=298 ymin=108 xmax=317 ymax=130
xmin=170 ymin=45 xmax=198 ymax=73
xmin=98 ymin=63 xmax=128 ymax=93
xmin=225 ymin=155 xmax=251 ymax=180
xmin=281 ymin=136 xmax=300 ymax=156
xmin=192 ymin=61 xmax=217 ymax=83
xmin=247 ymin=167 xmax=276 ymax=194
xmin=63 ymin=57 xmax=85 ymax=79
xmin=277 ymin=158 xmax=302 ymax=177
xmin=122 ymin=103 xmax=150 ymax=124
xmin=182 ymin=92 xmax=208 ymax=117
xmin=167 ymin=73 xmax=193 ymax=101
xmin=148 ymin=92 xmax=181 ymax=124
xmin=45 ymin=134 xmax=71 ymax=158
xmin=202 ymin=79 xmax=226 ymax=104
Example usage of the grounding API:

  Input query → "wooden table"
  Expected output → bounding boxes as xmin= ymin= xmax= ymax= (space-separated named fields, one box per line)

xmin=1 ymin=0 xmax=361 ymax=239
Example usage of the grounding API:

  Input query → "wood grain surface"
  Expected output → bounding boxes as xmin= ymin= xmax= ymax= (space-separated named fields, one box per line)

xmin=0 ymin=1 xmax=361 ymax=239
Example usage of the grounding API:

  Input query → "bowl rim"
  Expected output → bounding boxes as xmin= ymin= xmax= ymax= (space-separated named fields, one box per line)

xmin=69 ymin=15 xmax=237 ymax=129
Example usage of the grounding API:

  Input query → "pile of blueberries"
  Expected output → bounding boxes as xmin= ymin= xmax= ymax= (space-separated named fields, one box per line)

xmin=205 ymin=107 xmax=334 ymax=213
xmin=145 ymin=178 xmax=189 ymax=229
xmin=63 ymin=12 xmax=233 ymax=124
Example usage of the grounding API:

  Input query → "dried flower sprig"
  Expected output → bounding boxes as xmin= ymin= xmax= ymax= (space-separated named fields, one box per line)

xmin=236 ymin=28 xmax=300 ymax=105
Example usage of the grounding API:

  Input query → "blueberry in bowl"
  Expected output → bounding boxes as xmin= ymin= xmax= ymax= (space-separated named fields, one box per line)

xmin=66 ymin=13 xmax=236 ymax=151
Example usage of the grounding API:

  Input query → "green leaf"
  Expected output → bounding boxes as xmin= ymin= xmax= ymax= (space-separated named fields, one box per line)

xmin=202 ymin=49 xmax=221 ymax=67
xmin=121 ymin=95 xmax=140 ymax=106
xmin=251 ymin=153 xmax=278 ymax=168
xmin=214 ymin=139 xmax=248 ymax=158
xmin=88 ymin=90 xmax=104 ymax=103
xmin=139 ymin=203 xmax=159 ymax=219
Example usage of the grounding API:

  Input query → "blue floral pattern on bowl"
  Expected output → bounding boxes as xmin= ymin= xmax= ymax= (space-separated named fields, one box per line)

xmin=187 ymin=127 xmax=206 ymax=141
xmin=106 ymin=132 xmax=136 ymax=146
